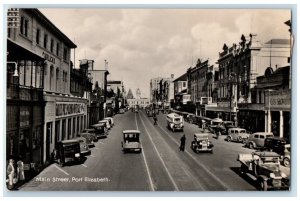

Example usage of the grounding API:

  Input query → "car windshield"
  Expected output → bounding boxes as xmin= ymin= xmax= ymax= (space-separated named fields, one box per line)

xmin=240 ymin=130 xmax=246 ymax=133
xmin=174 ymin=118 xmax=181 ymax=122
xmin=124 ymin=133 xmax=139 ymax=142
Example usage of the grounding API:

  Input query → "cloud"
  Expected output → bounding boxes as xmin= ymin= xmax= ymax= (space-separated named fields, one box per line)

xmin=39 ymin=8 xmax=291 ymax=97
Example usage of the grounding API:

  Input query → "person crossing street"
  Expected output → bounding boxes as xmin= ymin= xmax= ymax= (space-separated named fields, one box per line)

xmin=179 ymin=134 xmax=186 ymax=151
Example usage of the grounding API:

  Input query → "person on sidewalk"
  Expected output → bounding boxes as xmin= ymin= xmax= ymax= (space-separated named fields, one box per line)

xmin=179 ymin=134 xmax=186 ymax=152
xmin=7 ymin=159 xmax=16 ymax=190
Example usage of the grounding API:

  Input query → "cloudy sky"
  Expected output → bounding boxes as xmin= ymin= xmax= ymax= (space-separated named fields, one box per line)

xmin=40 ymin=8 xmax=291 ymax=98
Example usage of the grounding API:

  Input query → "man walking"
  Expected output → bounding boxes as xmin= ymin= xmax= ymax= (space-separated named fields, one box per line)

xmin=179 ymin=134 xmax=186 ymax=151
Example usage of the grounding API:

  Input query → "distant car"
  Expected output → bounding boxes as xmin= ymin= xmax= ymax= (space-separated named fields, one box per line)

xmin=81 ymin=129 xmax=98 ymax=142
xmin=227 ymin=128 xmax=251 ymax=143
xmin=78 ymin=133 xmax=96 ymax=148
xmin=119 ymin=108 xmax=125 ymax=114
xmin=73 ymin=137 xmax=91 ymax=156
xmin=245 ymin=132 xmax=274 ymax=149
xmin=90 ymin=123 xmax=108 ymax=138
xmin=104 ymin=117 xmax=114 ymax=127
xmin=99 ymin=119 xmax=111 ymax=130
xmin=191 ymin=133 xmax=214 ymax=153
xmin=121 ymin=130 xmax=142 ymax=153
xmin=223 ymin=121 xmax=235 ymax=134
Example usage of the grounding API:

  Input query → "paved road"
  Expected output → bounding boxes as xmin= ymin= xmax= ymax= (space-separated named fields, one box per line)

xmin=19 ymin=110 xmax=290 ymax=191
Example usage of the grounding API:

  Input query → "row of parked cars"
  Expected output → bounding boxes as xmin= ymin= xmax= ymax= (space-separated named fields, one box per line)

xmin=54 ymin=117 xmax=115 ymax=167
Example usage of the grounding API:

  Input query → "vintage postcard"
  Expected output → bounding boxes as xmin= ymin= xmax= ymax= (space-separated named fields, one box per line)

xmin=5 ymin=7 xmax=292 ymax=192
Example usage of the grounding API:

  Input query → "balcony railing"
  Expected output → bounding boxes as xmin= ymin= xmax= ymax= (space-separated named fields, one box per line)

xmin=7 ymin=83 xmax=44 ymax=101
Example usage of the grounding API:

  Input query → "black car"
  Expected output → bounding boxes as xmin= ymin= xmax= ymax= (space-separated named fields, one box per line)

xmin=263 ymin=136 xmax=287 ymax=155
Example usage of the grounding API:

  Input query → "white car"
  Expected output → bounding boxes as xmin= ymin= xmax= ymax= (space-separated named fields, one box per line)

xmin=104 ymin=117 xmax=114 ymax=127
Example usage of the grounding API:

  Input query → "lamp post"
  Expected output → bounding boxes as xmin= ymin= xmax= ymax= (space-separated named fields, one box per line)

xmin=265 ymin=89 xmax=274 ymax=132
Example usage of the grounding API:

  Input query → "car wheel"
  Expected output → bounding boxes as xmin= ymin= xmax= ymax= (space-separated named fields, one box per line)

xmin=258 ymin=179 xmax=268 ymax=191
xmin=238 ymin=136 xmax=242 ymax=142
xmin=227 ymin=136 xmax=231 ymax=142
xmin=283 ymin=157 xmax=290 ymax=167
xmin=249 ymin=143 xmax=254 ymax=149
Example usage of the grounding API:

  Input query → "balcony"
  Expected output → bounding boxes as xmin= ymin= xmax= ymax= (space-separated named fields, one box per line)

xmin=7 ymin=83 xmax=44 ymax=101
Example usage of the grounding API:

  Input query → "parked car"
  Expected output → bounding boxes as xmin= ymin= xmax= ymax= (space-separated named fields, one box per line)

xmin=263 ymin=137 xmax=290 ymax=167
xmin=104 ymin=117 xmax=114 ymax=127
xmin=237 ymin=151 xmax=289 ymax=191
xmin=166 ymin=113 xmax=184 ymax=132
xmin=227 ymin=128 xmax=251 ymax=143
xmin=78 ymin=133 xmax=95 ymax=148
xmin=73 ymin=137 xmax=91 ymax=156
xmin=223 ymin=121 xmax=235 ymax=134
xmin=186 ymin=114 xmax=197 ymax=124
xmin=99 ymin=119 xmax=111 ymax=130
xmin=81 ymin=129 xmax=98 ymax=142
xmin=147 ymin=110 xmax=153 ymax=117
xmin=191 ymin=133 xmax=214 ymax=153
xmin=119 ymin=108 xmax=125 ymax=114
xmin=281 ymin=144 xmax=291 ymax=167
xmin=121 ymin=130 xmax=142 ymax=153
xmin=245 ymin=132 xmax=274 ymax=149
xmin=55 ymin=139 xmax=81 ymax=167
xmin=90 ymin=123 xmax=108 ymax=138
xmin=207 ymin=118 xmax=226 ymax=134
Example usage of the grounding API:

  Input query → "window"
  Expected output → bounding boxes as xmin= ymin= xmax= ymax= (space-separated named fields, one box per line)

xmin=20 ymin=16 xmax=29 ymax=37
xmin=44 ymin=34 xmax=48 ymax=49
xmin=36 ymin=29 xmax=40 ymax=44
xmin=56 ymin=42 xmax=60 ymax=56
xmin=183 ymin=82 xmax=186 ymax=88
xmin=63 ymin=47 xmax=68 ymax=61
xmin=50 ymin=39 xmax=54 ymax=52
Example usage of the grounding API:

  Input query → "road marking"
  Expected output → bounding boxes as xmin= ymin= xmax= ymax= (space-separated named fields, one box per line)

xmin=152 ymin=117 xmax=230 ymax=191
xmin=98 ymin=141 xmax=104 ymax=144
xmin=139 ymin=112 xmax=205 ymax=190
xmin=81 ymin=164 xmax=87 ymax=168
xmin=135 ymin=113 xmax=155 ymax=191
xmin=54 ymin=164 xmax=70 ymax=176
xmin=138 ymin=113 xmax=179 ymax=191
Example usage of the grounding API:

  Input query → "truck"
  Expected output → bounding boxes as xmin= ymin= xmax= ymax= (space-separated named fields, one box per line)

xmin=237 ymin=151 xmax=289 ymax=191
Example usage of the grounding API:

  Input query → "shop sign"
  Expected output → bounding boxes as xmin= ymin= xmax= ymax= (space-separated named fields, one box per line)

xmin=56 ymin=102 xmax=85 ymax=117
xmin=265 ymin=90 xmax=291 ymax=110
xmin=42 ymin=52 xmax=56 ymax=64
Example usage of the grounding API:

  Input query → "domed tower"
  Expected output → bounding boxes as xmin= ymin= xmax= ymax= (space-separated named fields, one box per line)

xmin=136 ymin=88 xmax=141 ymax=99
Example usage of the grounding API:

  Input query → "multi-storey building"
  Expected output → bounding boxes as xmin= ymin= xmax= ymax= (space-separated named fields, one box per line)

xmin=150 ymin=77 xmax=162 ymax=103
xmin=6 ymin=9 xmax=90 ymax=171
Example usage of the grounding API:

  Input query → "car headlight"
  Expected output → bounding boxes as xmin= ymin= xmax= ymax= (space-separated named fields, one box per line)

xmin=270 ymin=173 xmax=276 ymax=178
xmin=281 ymin=172 xmax=287 ymax=178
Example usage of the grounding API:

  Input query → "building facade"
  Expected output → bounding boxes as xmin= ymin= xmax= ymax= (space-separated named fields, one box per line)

xmin=127 ymin=98 xmax=150 ymax=109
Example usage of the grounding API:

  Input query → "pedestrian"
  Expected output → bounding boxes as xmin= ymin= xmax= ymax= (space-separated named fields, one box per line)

xmin=17 ymin=157 xmax=25 ymax=181
xmin=7 ymin=159 xmax=16 ymax=190
xmin=179 ymin=134 xmax=186 ymax=151
xmin=153 ymin=113 xmax=158 ymax=125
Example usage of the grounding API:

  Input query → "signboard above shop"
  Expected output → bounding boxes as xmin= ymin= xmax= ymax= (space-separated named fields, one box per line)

xmin=56 ymin=102 xmax=85 ymax=118
xmin=264 ymin=90 xmax=290 ymax=111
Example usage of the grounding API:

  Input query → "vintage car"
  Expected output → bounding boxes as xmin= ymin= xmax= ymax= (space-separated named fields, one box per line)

xmin=263 ymin=137 xmax=290 ymax=167
xmin=245 ymin=132 xmax=274 ymax=149
xmin=166 ymin=113 xmax=184 ymax=132
xmin=119 ymin=108 xmax=125 ymax=114
xmin=99 ymin=119 xmax=111 ymax=130
xmin=104 ymin=117 xmax=114 ymax=127
xmin=121 ymin=130 xmax=142 ymax=153
xmin=56 ymin=139 xmax=81 ymax=167
xmin=227 ymin=128 xmax=251 ymax=143
xmin=223 ymin=121 xmax=235 ymax=134
xmin=207 ymin=118 xmax=226 ymax=134
xmin=90 ymin=123 xmax=108 ymax=138
xmin=77 ymin=133 xmax=95 ymax=148
xmin=73 ymin=137 xmax=91 ymax=156
xmin=237 ymin=151 xmax=289 ymax=191
xmin=191 ymin=133 xmax=214 ymax=153
xmin=81 ymin=129 xmax=98 ymax=142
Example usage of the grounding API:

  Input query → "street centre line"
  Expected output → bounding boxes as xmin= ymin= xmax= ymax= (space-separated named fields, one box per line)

xmin=138 ymin=113 xmax=179 ymax=191
xmin=54 ymin=164 xmax=70 ymax=176
xmin=81 ymin=164 xmax=87 ymax=168
xmin=135 ymin=113 xmax=155 ymax=191
xmin=152 ymin=114 xmax=230 ymax=191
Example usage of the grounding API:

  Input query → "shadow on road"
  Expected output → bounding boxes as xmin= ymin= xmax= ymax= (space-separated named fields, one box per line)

xmin=230 ymin=166 xmax=258 ymax=190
